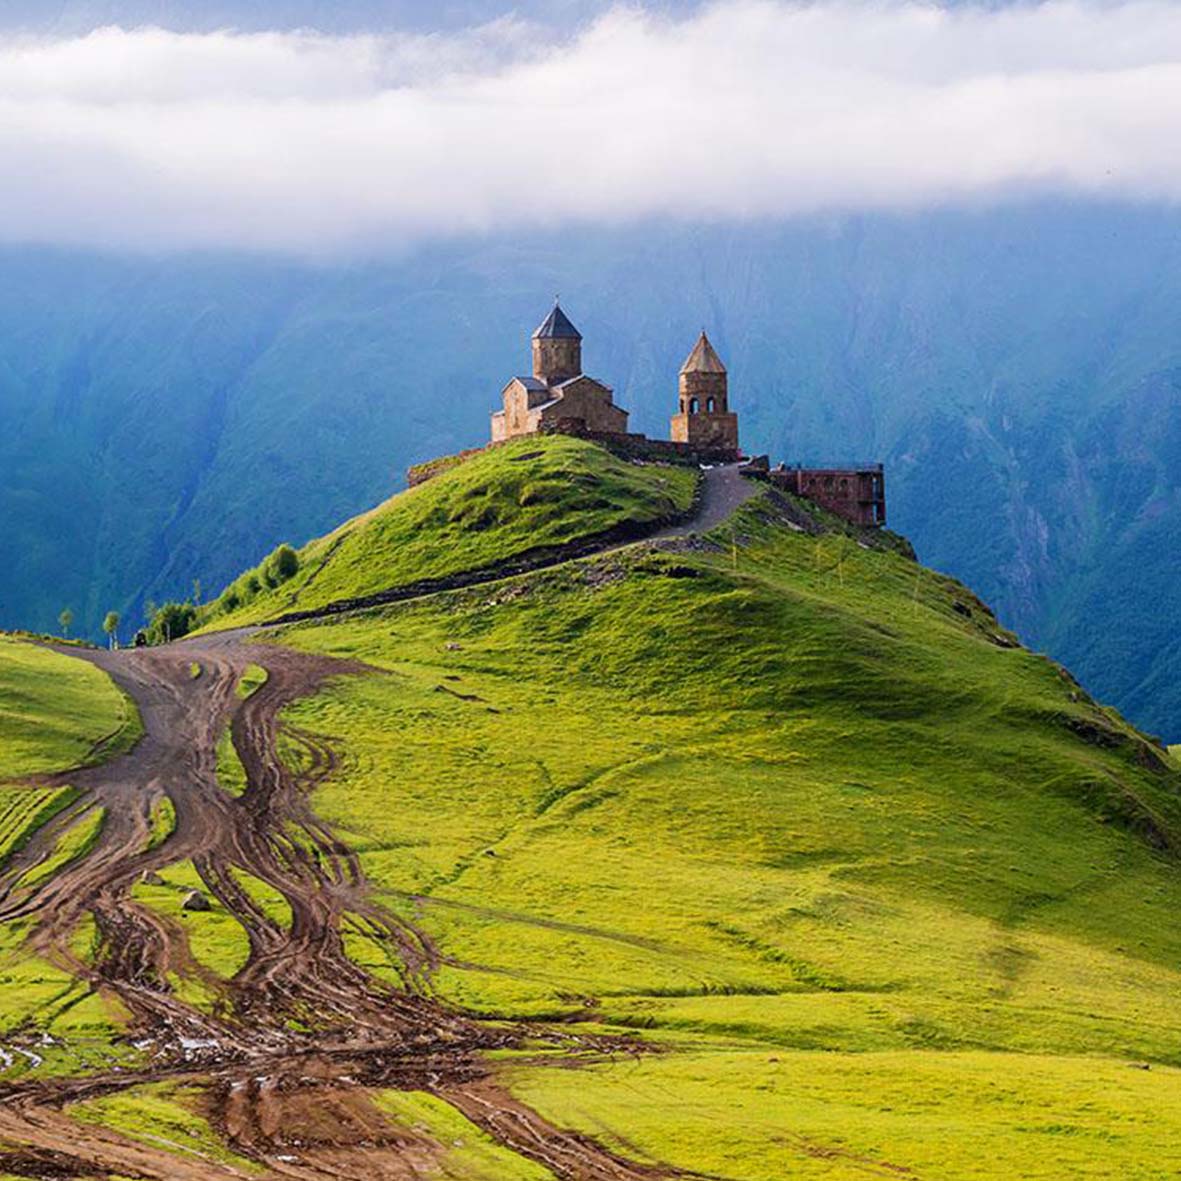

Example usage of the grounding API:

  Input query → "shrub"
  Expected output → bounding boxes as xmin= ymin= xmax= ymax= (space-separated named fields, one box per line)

xmin=265 ymin=543 xmax=300 ymax=586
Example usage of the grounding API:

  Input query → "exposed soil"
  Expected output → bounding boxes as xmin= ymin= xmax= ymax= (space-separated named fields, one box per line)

xmin=0 ymin=633 xmax=681 ymax=1180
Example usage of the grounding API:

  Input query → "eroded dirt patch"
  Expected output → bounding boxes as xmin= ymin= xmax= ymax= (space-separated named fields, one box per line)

xmin=0 ymin=635 xmax=677 ymax=1180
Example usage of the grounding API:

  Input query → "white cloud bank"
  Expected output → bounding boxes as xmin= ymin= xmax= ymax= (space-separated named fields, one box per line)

xmin=3 ymin=1 xmax=1181 ymax=253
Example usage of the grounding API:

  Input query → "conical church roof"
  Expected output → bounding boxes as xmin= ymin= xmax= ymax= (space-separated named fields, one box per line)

xmin=533 ymin=302 xmax=582 ymax=340
xmin=680 ymin=331 xmax=727 ymax=375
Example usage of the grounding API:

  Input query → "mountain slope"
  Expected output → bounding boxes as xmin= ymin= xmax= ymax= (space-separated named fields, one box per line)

xmin=2 ymin=208 xmax=1180 ymax=736
xmin=2 ymin=438 xmax=1181 ymax=1176
xmin=264 ymin=447 xmax=1181 ymax=1176
xmin=196 ymin=434 xmax=698 ymax=630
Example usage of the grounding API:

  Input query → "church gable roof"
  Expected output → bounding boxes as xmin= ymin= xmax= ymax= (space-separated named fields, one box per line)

xmin=553 ymin=374 xmax=612 ymax=395
xmin=533 ymin=302 xmax=582 ymax=340
xmin=681 ymin=331 xmax=727 ymax=375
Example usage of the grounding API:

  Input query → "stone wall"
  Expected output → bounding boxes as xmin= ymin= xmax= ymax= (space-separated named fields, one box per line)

xmin=532 ymin=337 xmax=581 ymax=384
xmin=538 ymin=420 xmax=740 ymax=466
xmin=670 ymin=409 xmax=740 ymax=449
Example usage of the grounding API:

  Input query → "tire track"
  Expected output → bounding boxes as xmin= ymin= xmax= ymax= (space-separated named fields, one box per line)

xmin=0 ymin=634 xmax=685 ymax=1181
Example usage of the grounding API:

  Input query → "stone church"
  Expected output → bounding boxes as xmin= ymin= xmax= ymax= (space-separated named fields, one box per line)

xmin=491 ymin=302 xmax=740 ymax=454
xmin=490 ymin=303 xmax=629 ymax=442
xmin=473 ymin=301 xmax=887 ymax=527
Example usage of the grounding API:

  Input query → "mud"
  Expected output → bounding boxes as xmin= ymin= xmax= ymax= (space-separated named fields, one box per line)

xmin=0 ymin=634 xmax=679 ymax=1180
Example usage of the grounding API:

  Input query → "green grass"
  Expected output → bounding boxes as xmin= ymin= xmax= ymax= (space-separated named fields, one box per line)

xmin=8 ymin=441 xmax=1181 ymax=1175
xmin=235 ymin=663 xmax=268 ymax=698
xmin=257 ymin=466 xmax=1181 ymax=1179
xmin=145 ymin=795 xmax=176 ymax=852
xmin=373 ymin=1091 xmax=553 ymax=1180
xmin=0 ymin=634 xmax=139 ymax=780
xmin=0 ymin=638 xmax=139 ymax=1074
xmin=216 ymin=727 xmax=248 ymax=796
xmin=506 ymin=1050 xmax=1181 ymax=1180
xmin=197 ymin=436 xmax=697 ymax=630
xmin=69 ymin=1082 xmax=264 ymax=1174
xmin=131 ymin=862 xmax=252 ymax=987
xmin=130 ymin=862 xmax=292 ymax=1008
xmin=17 ymin=806 xmax=105 ymax=891
xmin=0 ymin=786 xmax=80 ymax=868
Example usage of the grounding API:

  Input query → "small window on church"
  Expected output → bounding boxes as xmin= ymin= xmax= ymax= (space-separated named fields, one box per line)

xmin=689 ymin=398 xmax=699 ymax=414
xmin=706 ymin=397 xmax=716 ymax=413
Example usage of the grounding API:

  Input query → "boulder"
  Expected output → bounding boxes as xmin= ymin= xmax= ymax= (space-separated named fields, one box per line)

xmin=181 ymin=890 xmax=211 ymax=913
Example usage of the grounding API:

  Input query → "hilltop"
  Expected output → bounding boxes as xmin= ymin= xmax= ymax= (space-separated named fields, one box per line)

xmin=2 ymin=437 xmax=1181 ymax=1179
xmin=4 ymin=213 xmax=1181 ymax=740
xmin=190 ymin=435 xmax=700 ymax=631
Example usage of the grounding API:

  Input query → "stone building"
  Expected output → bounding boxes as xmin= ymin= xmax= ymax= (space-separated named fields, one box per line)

xmin=761 ymin=464 xmax=887 ymax=527
xmin=491 ymin=303 xmax=629 ymax=443
xmin=670 ymin=332 xmax=739 ymax=451
xmin=464 ymin=305 xmax=887 ymax=527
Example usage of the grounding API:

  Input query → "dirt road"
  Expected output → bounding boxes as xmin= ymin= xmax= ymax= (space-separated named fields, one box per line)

xmin=0 ymin=632 xmax=678 ymax=1180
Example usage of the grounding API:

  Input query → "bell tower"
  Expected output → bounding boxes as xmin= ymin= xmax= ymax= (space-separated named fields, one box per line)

xmin=532 ymin=300 xmax=582 ymax=385
xmin=671 ymin=332 xmax=739 ymax=451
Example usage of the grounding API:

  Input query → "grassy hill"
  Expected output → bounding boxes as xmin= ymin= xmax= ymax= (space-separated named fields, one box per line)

xmin=225 ymin=438 xmax=1181 ymax=1178
xmin=5 ymin=437 xmax=1181 ymax=1177
xmin=0 ymin=635 xmax=138 ymax=781
xmin=6 ymin=212 xmax=1181 ymax=741
xmin=195 ymin=435 xmax=697 ymax=630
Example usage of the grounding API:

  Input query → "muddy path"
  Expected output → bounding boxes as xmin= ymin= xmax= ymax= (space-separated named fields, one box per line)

xmin=0 ymin=634 xmax=678 ymax=1181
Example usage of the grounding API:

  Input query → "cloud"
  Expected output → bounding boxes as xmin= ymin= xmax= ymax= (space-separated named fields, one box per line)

xmin=2 ymin=2 xmax=1181 ymax=253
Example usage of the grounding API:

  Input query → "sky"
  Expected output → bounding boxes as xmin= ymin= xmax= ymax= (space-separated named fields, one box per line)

xmin=2 ymin=0 xmax=1181 ymax=254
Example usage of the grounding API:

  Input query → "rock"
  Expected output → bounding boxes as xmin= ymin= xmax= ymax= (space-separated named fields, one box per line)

xmin=181 ymin=890 xmax=211 ymax=912
xmin=139 ymin=870 xmax=164 ymax=886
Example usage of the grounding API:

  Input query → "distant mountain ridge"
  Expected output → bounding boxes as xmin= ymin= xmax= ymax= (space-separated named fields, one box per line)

xmin=1 ymin=204 xmax=1179 ymax=738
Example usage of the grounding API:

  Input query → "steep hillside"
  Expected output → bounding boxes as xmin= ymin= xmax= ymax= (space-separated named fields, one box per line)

xmin=257 ymin=461 xmax=1181 ymax=1176
xmin=3 ymin=442 xmax=1181 ymax=1178
xmin=195 ymin=435 xmax=698 ymax=630
xmin=0 ymin=634 xmax=138 ymax=779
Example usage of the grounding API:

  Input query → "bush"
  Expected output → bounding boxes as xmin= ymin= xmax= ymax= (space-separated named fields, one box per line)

xmin=265 ymin=543 xmax=300 ymax=586
xmin=146 ymin=601 xmax=198 ymax=645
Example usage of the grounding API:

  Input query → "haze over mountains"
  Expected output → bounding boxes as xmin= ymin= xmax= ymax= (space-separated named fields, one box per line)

xmin=3 ymin=204 xmax=1180 ymax=739
xmin=0 ymin=0 xmax=1178 ymax=742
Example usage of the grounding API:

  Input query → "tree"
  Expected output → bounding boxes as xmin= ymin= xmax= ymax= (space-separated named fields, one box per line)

xmin=103 ymin=611 xmax=121 ymax=649
xmin=146 ymin=601 xmax=198 ymax=646
xmin=58 ymin=608 xmax=73 ymax=638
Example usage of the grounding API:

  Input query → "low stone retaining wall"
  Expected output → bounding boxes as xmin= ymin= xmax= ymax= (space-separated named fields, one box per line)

xmin=406 ymin=426 xmax=740 ymax=489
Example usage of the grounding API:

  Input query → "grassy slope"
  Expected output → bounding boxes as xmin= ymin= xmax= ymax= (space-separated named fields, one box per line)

xmin=0 ymin=635 xmax=141 ymax=1074
xmin=198 ymin=435 xmax=698 ymax=630
xmin=266 ymin=481 xmax=1181 ymax=1180
xmin=0 ymin=634 xmax=137 ymax=780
